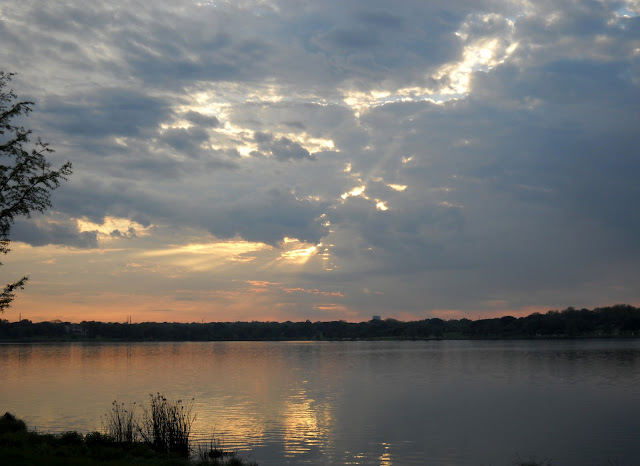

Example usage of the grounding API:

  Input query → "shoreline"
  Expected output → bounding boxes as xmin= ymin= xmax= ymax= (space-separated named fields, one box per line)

xmin=0 ymin=412 xmax=256 ymax=466
xmin=1 ymin=334 xmax=639 ymax=343
xmin=2 ymin=304 xmax=640 ymax=342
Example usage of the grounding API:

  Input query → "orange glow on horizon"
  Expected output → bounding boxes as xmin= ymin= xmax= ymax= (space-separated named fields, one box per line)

xmin=8 ymin=295 xmax=599 ymax=324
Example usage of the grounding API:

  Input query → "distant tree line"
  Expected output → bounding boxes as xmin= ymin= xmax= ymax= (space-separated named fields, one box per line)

xmin=1 ymin=304 xmax=640 ymax=342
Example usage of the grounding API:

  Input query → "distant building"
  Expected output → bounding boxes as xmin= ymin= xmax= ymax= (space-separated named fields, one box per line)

xmin=372 ymin=315 xmax=381 ymax=321
xmin=65 ymin=323 xmax=87 ymax=336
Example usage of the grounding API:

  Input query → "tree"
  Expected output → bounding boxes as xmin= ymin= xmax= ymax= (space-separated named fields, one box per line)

xmin=0 ymin=71 xmax=72 ymax=312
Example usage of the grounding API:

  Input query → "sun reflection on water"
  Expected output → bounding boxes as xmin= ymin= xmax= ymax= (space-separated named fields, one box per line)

xmin=281 ymin=385 xmax=334 ymax=457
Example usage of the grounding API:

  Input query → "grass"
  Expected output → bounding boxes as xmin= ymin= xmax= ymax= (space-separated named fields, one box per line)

xmin=1 ymin=402 xmax=256 ymax=466
xmin=0 ymin=412 xmax=178 ymax=465
xmin=513 ymin=455 xmax=552 ymax=466
xmin=104 ymin=393 xmax=196 ymax=458
xmin=103 ymin=400 xmax=138 ymax=443
xmin=138 ymin=393 xmax=195 ymax=457
xmin=196 ymin=437 xmax=257 ymax=466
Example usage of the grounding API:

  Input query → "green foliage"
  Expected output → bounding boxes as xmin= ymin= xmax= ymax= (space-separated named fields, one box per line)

xmin=0 ymin=71 xmax=72 ymax=313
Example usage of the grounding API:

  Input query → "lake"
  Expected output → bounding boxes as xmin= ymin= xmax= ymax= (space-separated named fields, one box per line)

xmin=1 ymin=340 xmax=639 ymax=465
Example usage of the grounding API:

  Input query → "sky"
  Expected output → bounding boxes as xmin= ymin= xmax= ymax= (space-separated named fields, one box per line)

xmin=1 ymin=0 xmax=639 ymax=323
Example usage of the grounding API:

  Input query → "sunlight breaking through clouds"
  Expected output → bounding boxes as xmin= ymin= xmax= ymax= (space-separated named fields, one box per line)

xmin=3 ymin=0 xmax=640 ymax=322
xmin=387 ymin=184 xmax=407 ymax=192
xmin=76 ymin=217 xmax=153 ymax=242
xmin=434 ymin=15 xmax=519 ymax=95
xmin=336 ymin=14 xmax=519 ymax=114
xmin=280 ymin=245 xmax=318 ymax=264
xmin=139 ymin=240 xmax=270 ymax=271
xmin=283 ymin=287 xmax=344 ymax=297
xmin=375 ymin=201 xmax=389 ymax=211
xmin=341 ymin=186 xmax=367 ymax=200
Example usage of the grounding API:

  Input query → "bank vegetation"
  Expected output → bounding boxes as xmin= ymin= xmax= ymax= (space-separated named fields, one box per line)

xmin=1 ymin=304 xmax=639 ymax=342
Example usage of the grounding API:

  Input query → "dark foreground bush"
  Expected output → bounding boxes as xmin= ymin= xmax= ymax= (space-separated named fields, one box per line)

xmin=0 ymin=412 xmax=27 ymax=433
xmin=1 ymin=411 xmax=257 ymax=465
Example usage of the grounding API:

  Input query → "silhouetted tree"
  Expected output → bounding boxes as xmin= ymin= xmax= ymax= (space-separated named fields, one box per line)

xmin=0 ymin=71 xmax=72 ymax=312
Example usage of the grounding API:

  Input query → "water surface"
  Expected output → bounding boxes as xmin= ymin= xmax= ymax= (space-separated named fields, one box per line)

xmin=2 ymin=340 xmax=639 ymax=465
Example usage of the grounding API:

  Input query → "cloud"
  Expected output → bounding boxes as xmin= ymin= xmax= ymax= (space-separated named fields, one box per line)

xmin=41 ymin=88 xmax=171 ymax=138
xmin=11 ymin=216 xmax=98 ymax=249
xmin=206 ymin=188 xmax=328 ymax=246
xmin=160 ymin=126 xmax=210 ymax=153
xmin=184 ymin=111 xmax=220 ymax=128
xmin=1 ymin=0 xmax=640 ymax=320
xmin=355 ymin=9 xmax=406 ymax=31
xmin=253 ymin=132 xmax=315 ymax=161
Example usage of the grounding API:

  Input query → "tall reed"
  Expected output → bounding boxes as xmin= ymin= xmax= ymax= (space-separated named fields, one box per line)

xmin=138 ymin=393 xmax=195 ymax=457
xmin=103 ymin=400 xmax=138 ymax=443
xmin=102 ymin=394 xmax=257 ymax=462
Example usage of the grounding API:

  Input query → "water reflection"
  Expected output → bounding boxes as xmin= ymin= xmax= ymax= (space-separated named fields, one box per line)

xmin=378 ymin=442 xmax=392 ymax=466
xmin=282 ymin=385 xmax=333 ymax=457
xmin=2 ymin=340 xmax=640 ymax=465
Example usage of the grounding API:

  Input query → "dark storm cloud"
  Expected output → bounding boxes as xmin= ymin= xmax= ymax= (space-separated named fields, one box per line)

xmin=320 ymin=27 xmax=383 ymax=50
xmin=160 ymin=126 xmax=210 ymax=152
xmin=41 ymin=88 xmax=171 ymax=138
xmin=253 ymin=132 xmax=315 ymax=162
xmin=105 ymin=9 xmax=277 ymax=87
xmin=184 ymin=111 xmax=220 ymax=128
xmin=355 ymin=9 xmax=406 ymax=31
xmin=52 ymin=166 xmax=327 ymax=248
xmin=270 ymin=137 xmax=314 ymax=161
xmin=333 ymin=12 xmax=640 ymax=305
xmin=305 ymin=5 xmax=466 ymax=86
xmin=213 ymin=198 xmax=326 ymax=245
xmin=328 ymin=195 xmax=467 ymax=271
xmin=1 ymin=0 xmax=499 ymax=96
xmin=11 ymin=217 xmax=98 ymax=249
